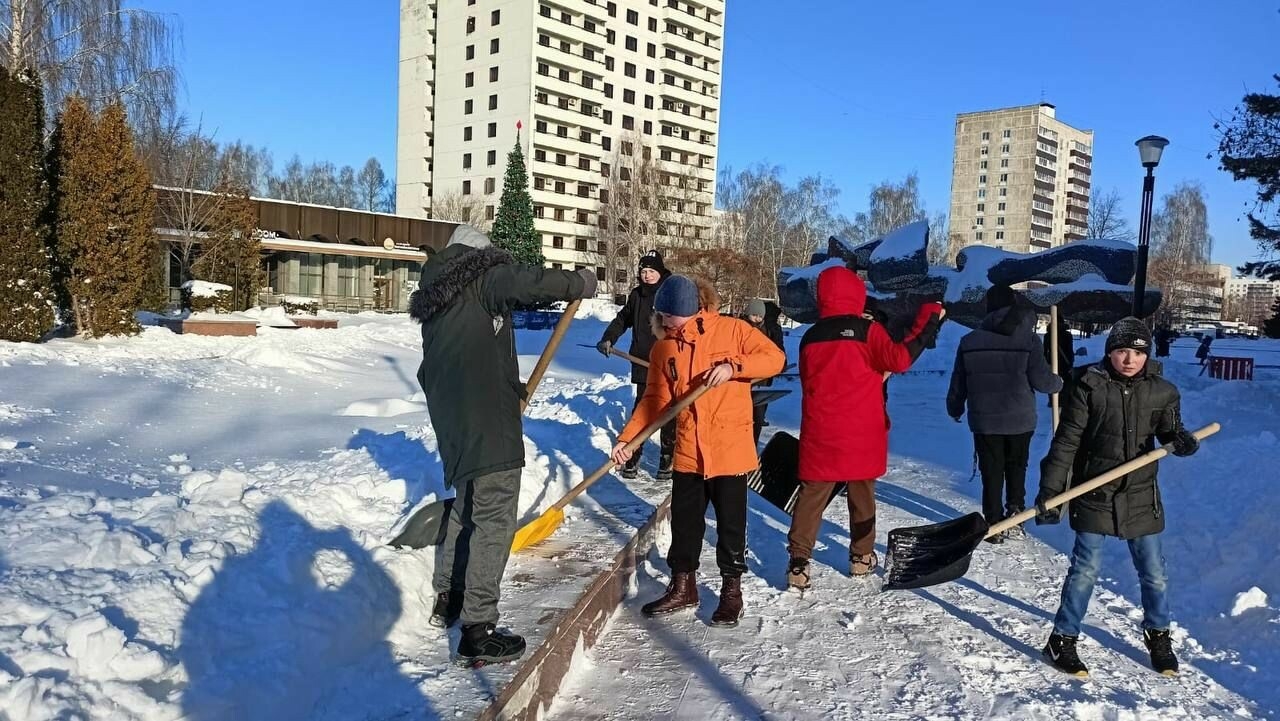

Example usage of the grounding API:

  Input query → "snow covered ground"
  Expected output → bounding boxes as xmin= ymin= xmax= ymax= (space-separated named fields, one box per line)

xmin=0 ymin=306 xmax=1276 ymax=720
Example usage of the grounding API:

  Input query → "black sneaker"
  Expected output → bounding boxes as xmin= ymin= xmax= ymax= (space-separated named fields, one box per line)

xmin=620 ymin=464 xmax=639 ymax=480
xmin=657 ymin=454 xmax=673 ymax=481
xmin=1143 ymin=628 xmax=1179 ymax=676
xmin=429 ymin=591 xmax=462 ymax=628
xmin=456 ymin=623 xmax=526 ymax=667
xmin=1003 ymin=507 xmax=1027 ymax=540
xmin=984 ymin=530 xmax=1006 ymax=544
xmin=1043 ymin=633 xmax=1089 ymax=677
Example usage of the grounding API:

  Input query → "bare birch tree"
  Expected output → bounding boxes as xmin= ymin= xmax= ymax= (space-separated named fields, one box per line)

xmin=847 ymin=173 xmax=927 ymax=243
xmin=1086 ymin=188 xmax=1135 ymax=241
xmin=1149 ymin=182 xmax=1213 ymax=325
xmin=431 ymin=189 xmax=487 ymax=228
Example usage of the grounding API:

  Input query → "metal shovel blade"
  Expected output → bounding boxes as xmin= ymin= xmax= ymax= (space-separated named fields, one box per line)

xmin=387 ymin=498 xmax=453 ymax=549
xmin=883 ymin=512 xmax=990 ymax=591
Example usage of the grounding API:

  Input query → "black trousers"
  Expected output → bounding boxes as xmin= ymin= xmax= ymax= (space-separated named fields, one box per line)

xmin=973 ymin=432 xmax=1033 ymax=524
xmin=668 ymin=472 xmax=749 ymax=578
xmin=627 ymin=382 xmax=675 ymax=469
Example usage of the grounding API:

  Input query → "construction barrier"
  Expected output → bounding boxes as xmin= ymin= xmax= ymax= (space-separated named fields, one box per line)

xmin=1208 ymin=356 xmax=1254 ymax=381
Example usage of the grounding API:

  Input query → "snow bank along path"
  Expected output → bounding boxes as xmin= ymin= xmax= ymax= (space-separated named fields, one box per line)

xmin=0 ymin=309 xmax=1276 ymax=719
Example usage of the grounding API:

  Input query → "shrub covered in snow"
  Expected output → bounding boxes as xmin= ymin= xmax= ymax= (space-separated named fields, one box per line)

xmin=280 ymin=296 xmax=320 ymax=316
xmin=181 ymin=280 xmax=233 ymax=313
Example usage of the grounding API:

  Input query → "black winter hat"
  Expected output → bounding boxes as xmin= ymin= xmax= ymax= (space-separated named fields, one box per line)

xmin=638 ymin=250 xmax=668 ymax=275
xmin=985 ymin=284 xmax=1018 ymax=313
xmin=1106 ymin=317 xmax=1153 ymax=355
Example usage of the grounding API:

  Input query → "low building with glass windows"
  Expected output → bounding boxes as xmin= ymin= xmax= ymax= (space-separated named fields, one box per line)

xmin=155 ymin=187 xmax=460 ymax=312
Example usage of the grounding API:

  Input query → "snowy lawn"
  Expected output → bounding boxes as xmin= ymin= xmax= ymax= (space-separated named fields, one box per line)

xmin=0 ymin=309 xmax=1276 ymax=720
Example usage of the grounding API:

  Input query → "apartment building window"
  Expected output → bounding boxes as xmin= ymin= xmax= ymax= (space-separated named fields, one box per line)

xmin=462 ymin=153 xmax=472 ymax=169
xmin=622 ymin=115 xmax=634 ymax=130
xmin=534 ymin=177 xmax=545 ymax=190
xmin=975 ymin=217 xmax=984 ymax=226
xmin=627 ymin=8 xmax=638 ymax=23
xmin=576 ymin=237 xmax=589 ymax=250
xmin=995 ymin=231 xmax=1005 ymax=240
xmin=601 ymin=162 xmax=611 ymax=177
xmin=981 ymin=131 xmax=990 ymax=141
xmin=606 ymin=29 xmax=615 ymax=44
xmin=488 ymin=122 xmax=497 ymax=138
xmin=599 ymin=188 xmax=610 ymax=203
xmin=980 ymin=160 xmax=987 ymax=170
xmin=607 ymin=1 xmax=616 ymax=16
xmin=465 ymin=71 xmax=474 ymax=87
xmin=999 ymin=173 xmax=1008 ymax=184
xmin=464 ymin=99 xmax=473 ymax=114
xmin=646 ymin=69 xmax=655 ymax=83
xmin=976 ymin=203 xmax=985 ymax=212
xmin=979 ymin=174 xmax=987 ymax=185
xmin=605 ymin=56 xmax=614 ymax=71
xmin=975 ymin=231 xmax=983 ymax=241
xmin=466 ymin=44 xmax=475 ymax=60
xmin=491 ymin=9 xmax=500 ymax=25
xmin=603 ymin=82 xmax=614 ymax=98
xmin=980 ymin=146 xmax=988 ymax=156
xmin=1000 ymin=158 xmax=1009 ymax=168
xmin=538 ymin=34 xmax=550 ymax=47
xmin=579 ymin=157 xmax=591 ymax=171
xmin=535 ymin=205 xmax=545 ymax=218
xmin=625 ymin=62 xmax=636 ymax=77
xmin=537 ymin=62 xmax=549 ymax=76
xmin=555 ymin=152 xmax=566 ymax=166
xmin=642 ymin=120 xmax=652 ymax=134
xmin=554 ymin=208 xmax=565 ymax=221
xmin=466 ymin=16 xmax=475 ymax=33
xmin=644 ymin=95 xmax=654 ymax=109
xmin=488 ymin=94 xmax=498 ymax=110
xmin=625 ymin=35 xmax=637 ymax=51
xmin=558 ymin=68 xmax=569 ymax=81
xmin=552 ymin=236 xmax=564 ymax=249
xmin=462 ymin=180 xmax=471 ymax=195
xmin=556 ymin=125 xmax=567 ymax=138
xmin=577 ymin=184 xmax=591 ymax=198
xmin=534 ymin=149 xmax=546 ymax=161
xmin=484 ymin=177 xmax=495 ymax=194
xmin=579 ymin=129 xmax=592 ymax=143
xmin=487 ymin=149 xmax=496 ymax=165
xmin=584 ymin=19 xmax=596 ymax=32
xmin=1002 ymin=129 xmax=1012 ymax=139
xmin=560 ymin=40 xmax=570 ymax=53
xmin=554 ymin=181 xmax=565 ymax=193
xmin=997 ymin=202 xmax=1006 ymax=211
xmin=621 ymin=140 xmax=633 ymax=155
xmin=540 ymin=5 xmax=551 ymax=18
xmin=602 ymin=109 xmax=613 ymax=124
xmin=490 ymin=38 xmax=499 ymax=53
xmin=463 ymin=126 xmax=473 ymax=141
xmin=623 ymin=89 xmax=635 ymax=104
xmin=977 ymin=189 xmax=986 ymax=199
xmin=489 ymin=66 xmax=499 ymax=82
xmin=996 ymin=217 xmax=1005 ymax=226
xmin=561 ymin=11 xmax=571 ymax=23
xmin=649 ymin=17 xmax=657 ymax=31
xmin=647 ymin=42 xmax=656 ymax=58
xmin=1001 ymin=144 xmax=1009 ymax=154
xmin=999 ymin=188 xmax=1007 ymax=197
xmin=601 ymin=136 xmax=611 ymax=151
xmin=535 ymin=120 xmax=548 ymax=134
xmin=583 ymin=48 xmax=595 ymax=62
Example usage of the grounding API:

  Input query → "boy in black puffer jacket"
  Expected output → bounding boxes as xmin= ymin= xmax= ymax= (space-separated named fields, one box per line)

xmin=1035 ymin=317 xmax=1200 ymax=679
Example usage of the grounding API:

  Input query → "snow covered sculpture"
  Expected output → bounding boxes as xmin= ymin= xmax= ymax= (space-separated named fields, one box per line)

xmin=777 ymin=221 xmax=1162 ymax=328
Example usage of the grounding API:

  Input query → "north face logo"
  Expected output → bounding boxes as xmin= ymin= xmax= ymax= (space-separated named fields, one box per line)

xmin=1134 ymin=338 xmax=1148 ymax=347
xmin=840 ymin=329 xmax=858 ymax=338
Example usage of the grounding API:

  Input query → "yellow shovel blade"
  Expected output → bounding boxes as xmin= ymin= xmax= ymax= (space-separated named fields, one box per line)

xmin=511 ymin=507 xmax=566 ymax=552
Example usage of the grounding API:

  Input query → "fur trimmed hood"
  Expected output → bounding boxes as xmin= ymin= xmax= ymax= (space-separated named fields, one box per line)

xmin=650 ymin=275 xmax=722 ymax=340
xmin=408 ymin=244 xmax=513 ymax=322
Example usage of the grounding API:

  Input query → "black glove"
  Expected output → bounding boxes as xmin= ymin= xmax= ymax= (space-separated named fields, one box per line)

xmin=576 ymin=267 xmax=598 ymax=298
xmin=1170 ymin=428 xmax=1199 ymax=457
xmin=596 ymin=340 xmax=612 ymax=357
xmin=1034 ymin=499 xmax=1062 ymax=525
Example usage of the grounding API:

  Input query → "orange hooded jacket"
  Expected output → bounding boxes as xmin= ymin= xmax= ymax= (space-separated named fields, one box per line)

xmin=619 ymin=278 xmax=787 ymax=478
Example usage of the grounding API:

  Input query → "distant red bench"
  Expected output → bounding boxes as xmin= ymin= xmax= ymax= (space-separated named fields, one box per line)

xmin=1208 ymin=356 xmax=1254 ymax=381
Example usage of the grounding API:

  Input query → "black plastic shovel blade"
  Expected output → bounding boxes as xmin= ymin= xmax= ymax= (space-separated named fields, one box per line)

xmin=387 ymin=498 xmax=453 ymax=549
xmin=750 ymin=389 xmax=791 ymax=407
xmin=883 ymin=512 xmax=990 ymax=590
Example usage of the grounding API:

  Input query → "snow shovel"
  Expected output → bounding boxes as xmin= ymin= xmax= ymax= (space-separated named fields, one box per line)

xmin=577 ymin=343 xmax=650 ymax=367
xmin=510 ymin=382 xmax=710 ymax=552
xmin=882 ymin=422 xmax=1221 ymax=591
xmin=387 ymin=300 xmax=582 ymax=549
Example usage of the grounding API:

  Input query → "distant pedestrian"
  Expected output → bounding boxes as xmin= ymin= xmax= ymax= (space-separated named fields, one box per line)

xmin=741 ymin=298 xmax=786 ymax=445
xmin=1195 ymin=335 xmax=1212 ymax=366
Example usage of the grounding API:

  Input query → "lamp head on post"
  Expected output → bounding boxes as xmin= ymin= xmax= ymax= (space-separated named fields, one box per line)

xmin=1136 ymin=135 xmax=1169 ymax=169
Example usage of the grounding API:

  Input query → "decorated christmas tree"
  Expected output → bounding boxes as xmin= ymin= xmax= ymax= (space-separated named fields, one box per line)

xmin=490 ymin=129 xmax=544 ymax=266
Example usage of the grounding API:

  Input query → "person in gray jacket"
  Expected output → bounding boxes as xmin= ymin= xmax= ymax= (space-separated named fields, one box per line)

xmin=946 ymin=285 xmax=1063 ymax=542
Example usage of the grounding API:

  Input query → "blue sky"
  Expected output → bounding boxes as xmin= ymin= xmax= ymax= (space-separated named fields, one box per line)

xmin=151 ymin=0 xmax=1278 ymax=269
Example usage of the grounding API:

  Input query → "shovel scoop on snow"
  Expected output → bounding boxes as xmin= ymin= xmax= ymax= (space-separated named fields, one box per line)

xmin=883 ymin=422 xmax=1220 ymax=591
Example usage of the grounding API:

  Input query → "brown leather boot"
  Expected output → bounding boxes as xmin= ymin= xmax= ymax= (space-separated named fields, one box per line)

xmin=641 ymin=571 xmax=698 ymax=617
xmin=710 ymin=575 xmax=743 ymax=627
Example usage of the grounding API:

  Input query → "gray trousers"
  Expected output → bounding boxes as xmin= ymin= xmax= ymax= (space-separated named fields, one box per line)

xmin=432 ymin=467 xmax=521 ymax=626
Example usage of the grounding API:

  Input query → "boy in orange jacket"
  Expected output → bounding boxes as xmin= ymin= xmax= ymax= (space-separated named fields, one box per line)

xmin=611 ymin=274 xmax=786 ymax=627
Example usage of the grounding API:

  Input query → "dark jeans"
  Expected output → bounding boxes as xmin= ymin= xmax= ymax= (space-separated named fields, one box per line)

xmin=974 ymin=432 xmax=1033 ymax=524
xmin=1053 ymin=531 xmax=1171 ymax=636
xmin=668 ymin=472 xmax=749 ymax=577
xmin=627 ymin=382 xmax=675 ymax=469
xmin=432 ymin=467 xmax=521 ymax=626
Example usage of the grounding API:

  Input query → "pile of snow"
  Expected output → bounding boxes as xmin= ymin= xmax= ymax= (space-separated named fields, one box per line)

xmin=338 ymin=397 xmax=426 ymax=418
xmin=1230 ymin=587 xmax=1270 ymax=617
xmin=180 ymin=280 xmax=232 ymax=298
xmin=245 ymin=306 xmax=298 ymax=328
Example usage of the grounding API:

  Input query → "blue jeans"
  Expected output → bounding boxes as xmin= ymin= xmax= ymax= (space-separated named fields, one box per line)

xmin=1052 ymin=531 xmax=1171 ymax=637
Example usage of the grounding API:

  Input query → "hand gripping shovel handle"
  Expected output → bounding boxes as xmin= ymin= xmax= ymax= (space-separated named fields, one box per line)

xmin=986 ymin=422 xmax=1220 ymax=538
xmin=521 ymin=299 xmax=581 ymax=413
xmin=553 ymin=381 xmax=709 ymax=511
xmin=611 ymin=347 xmax=649 ymax=367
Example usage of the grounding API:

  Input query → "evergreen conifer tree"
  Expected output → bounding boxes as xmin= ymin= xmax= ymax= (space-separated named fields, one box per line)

xmin=191 ymin=182 xmax=262 ymax=311
xmin=490 ymin=134 xmax=543 ymax=266
xmin=1264 ymin=298 xmax=1280 ymax=339
xmin=0 ymin=65 xmax=57 ymax=342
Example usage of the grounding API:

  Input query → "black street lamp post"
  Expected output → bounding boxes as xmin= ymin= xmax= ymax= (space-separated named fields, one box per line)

xmin=1132 ymin=135 xmax=1168 ymax=318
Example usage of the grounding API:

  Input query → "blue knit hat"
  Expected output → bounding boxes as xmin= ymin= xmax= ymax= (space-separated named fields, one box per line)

xmin=654 ymin=275 xmax=700 ymax=317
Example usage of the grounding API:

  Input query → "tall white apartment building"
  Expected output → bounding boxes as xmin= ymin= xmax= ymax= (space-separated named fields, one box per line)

xmin=397 ymin=0 xmax=725 ymax=273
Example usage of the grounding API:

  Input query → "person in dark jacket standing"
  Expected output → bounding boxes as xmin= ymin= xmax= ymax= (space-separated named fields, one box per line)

xmin=1034 ymin=318 xmax=1200 ymax=678
xmin=1195 ymin=335 xmax=1213 ymax=366
xmin=742 ymin=298 xmax=786 ymax=445
xmin=410 ymin=225 xmax=597 ymax=666
xmin=597 ymin=250 xmax=674 ymax=479
xmin=786 ymin=267 xmax=944 ymax=589
xmin=948 ymin=285 xmax=1063 ymax=543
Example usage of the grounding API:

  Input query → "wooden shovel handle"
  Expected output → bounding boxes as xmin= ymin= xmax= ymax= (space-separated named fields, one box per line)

xmin=520 ymin=299 xmax=581 ymax=413
xmin=609 ymin=346 xmax=649 ymax=367
xmin=552 ymin=382 xmax=710 ymax=511
xmin=987 ymin=422 xmax=1220 ymax=537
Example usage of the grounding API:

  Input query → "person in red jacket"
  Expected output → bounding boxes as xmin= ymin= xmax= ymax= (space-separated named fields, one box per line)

xmin=786 ymin=266 xmax=944 ymax=589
